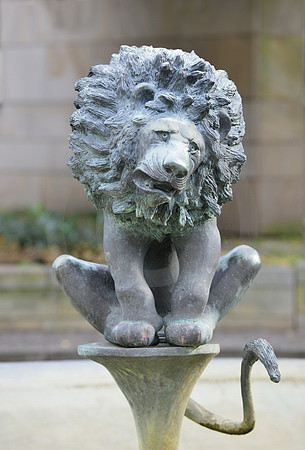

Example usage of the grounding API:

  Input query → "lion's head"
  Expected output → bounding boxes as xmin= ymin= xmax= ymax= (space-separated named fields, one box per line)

xmin=69 ymin=45 xmax=246 ymax=240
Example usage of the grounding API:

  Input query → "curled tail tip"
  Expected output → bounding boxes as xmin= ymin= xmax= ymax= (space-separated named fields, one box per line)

xmin=269 ymin=365 xmax=281 ymax=383
xmin=243 ymin=337 xmax=281 ymax=383
xmin=270 ymin=371 xmax=281 ymax=383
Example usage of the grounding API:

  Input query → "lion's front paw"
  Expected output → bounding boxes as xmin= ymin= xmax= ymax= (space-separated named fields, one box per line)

xmin=165 ymin=319 xmax=214 ymax=347
xmin=107 ymin=321 xmax=157 ymax=347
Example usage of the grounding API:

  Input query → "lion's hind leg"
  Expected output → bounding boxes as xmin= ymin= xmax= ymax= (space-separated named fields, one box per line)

xmin=202 ymin=245 xmax=262 ymax=342
xmin=52 ymin=255 xmax=120 ymax=334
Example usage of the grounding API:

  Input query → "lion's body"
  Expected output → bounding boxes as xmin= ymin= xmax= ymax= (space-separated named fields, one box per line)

xmin=62 ymin=46 xmax=255 ymax=348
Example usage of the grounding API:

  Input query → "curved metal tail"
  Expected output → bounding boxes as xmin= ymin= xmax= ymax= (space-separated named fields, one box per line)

xmin=185 ymin=338 xmax=281 ymax=435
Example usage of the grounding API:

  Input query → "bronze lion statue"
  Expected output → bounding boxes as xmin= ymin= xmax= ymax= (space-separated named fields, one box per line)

xmin=53 ymin=46 xmax=261 ymax=347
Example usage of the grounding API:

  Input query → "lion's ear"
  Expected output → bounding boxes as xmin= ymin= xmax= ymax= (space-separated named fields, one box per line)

xmin=132 ymin=83 xmax=155 ymax=104
xmin=219 ymin=110 xmax=231 ymax=142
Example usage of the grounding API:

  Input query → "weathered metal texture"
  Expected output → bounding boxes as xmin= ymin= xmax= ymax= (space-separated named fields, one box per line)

xmin=51 ymin=45 xmax=281 ymax=445
xmin=185 ymin=338 xmax=281 ymax=434
xmin=53 ymin=243 xmax=261 ymax=347
xmin=53 ymin=45 xmax=252 ymax=348
xmin=68 ymin=45 xmax=246 ymax=237
xmin=78 ymin=341 xmax=220 ymax=450
xmin=78 ymin=338 xmax=280 ymax=448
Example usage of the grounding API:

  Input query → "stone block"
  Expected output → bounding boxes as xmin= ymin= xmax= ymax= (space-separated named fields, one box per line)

xmin=49 ymin=291 xmax=93 ymax=331
xmin=220 ymin=265 xmax=295 ymax=329
xmin=97 ymin=0 xmax=253 ymax=41
xmin=1 ymin=0 xmax=51 ymax=45
xmin=190 ymin=36 xmax=255 ymax=98
xmin=0 ymin=290 xmax=91 ymax=331
xmin=1 ymin=0 xmax=104 ymax=45
xmin=240 ymin=143 xmax=260 ymax=178
xmin=0 ymin=265 xmax=51 ymax=291
xmin=258 ymin=35 xmax=304 ymax=99
xmin=0 ymin=50 xmax=3 ymax=104
xmin=0 ymin=171 xmax=94 ymax=212
xmin=254 ymin=178 xmax=305 ymax=228
xmin=1 ymin=0 xmax=253 ymax=45
xmin=1 ymin=42 xmax=125 ymax=104
xmin=217 ymin=201 xmax=240 ymax=236
xmin=297 ymin=285 xmax=305 ymax=315
xmin=0 ymin=170 xmax=95 ymax=213
xmin=0 ymin=104 xmax=72 ymax=139
xmin=0 ymin=138 xmax=72 ymax=173
xmin=77 ymin=42 xmax=124 ymax=69
xmin=255 ymin=265 xmax=295 ymax=286
xmin=257 ymin=99 xmax=305 ymax=142
xmin=218 ymin=178 xmax=259 ymax=236
xmin=47 ymin=142 xmax=72 ymax=171
xmin=231 ymin=178 xmax=260 ymax=236
xmin=0 ymin=140 xmax=50 ymax=171
xmin=2 ymin=36 xmax=254 ymax=105
xmin=243 ymin=100 xmax=259 ymax=142
xmin=0 ymin=173 xmax=42 ymax=209
xmin=257 ymin=0 xmax=304 ymax=35
xmin=2 ymin=46 xmax=76 ymax=103
xmin=296 ymin=261 xmax=305 ymax=315
xmin=242 ymin=98 xmax=305 ymax=144
xmin=174 ymin=0 xmax=254 ymax=38
xmin=0 ymin=263 xmax=297 ymax=333
xmin=40 ymin=174 xmax=93 ymax=213
xmin=0 ymin=291 xmax=57 ymax=330
xmin=296 ymin=260 xmax=305 ymax=284
xmin=258 ymin=143 xmax=305 ymax=178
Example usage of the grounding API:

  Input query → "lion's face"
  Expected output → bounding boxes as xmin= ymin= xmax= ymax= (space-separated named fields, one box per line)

xmin=133 ymin=117 xmax=205 ymax=204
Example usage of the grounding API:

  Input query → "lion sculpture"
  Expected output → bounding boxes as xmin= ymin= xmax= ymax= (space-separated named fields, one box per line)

xmin=53 ymin=46 xmax=261 ymax=347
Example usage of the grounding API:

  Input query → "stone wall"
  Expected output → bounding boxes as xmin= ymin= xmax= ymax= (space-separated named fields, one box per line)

xmin=0 ymin=263 xmax=303 ymax=332
xmin=0 ymin=262 xmax=304 ymax=358
xmin=0 ymin=0 xmax=304 ymax=233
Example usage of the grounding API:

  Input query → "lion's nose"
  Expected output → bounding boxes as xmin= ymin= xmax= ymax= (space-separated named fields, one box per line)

xmin=163 ymin=161 xmax=188 ymax=179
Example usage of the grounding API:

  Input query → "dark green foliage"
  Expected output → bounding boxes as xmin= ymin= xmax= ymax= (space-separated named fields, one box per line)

xmin=0 ymin=204 xmax=101 ymax=251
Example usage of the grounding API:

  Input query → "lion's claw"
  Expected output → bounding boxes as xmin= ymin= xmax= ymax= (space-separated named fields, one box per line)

xmin=165 ymin=319 xmax=214 ymax=347
xmin=108 ymin=321 xmax=157 ymax=347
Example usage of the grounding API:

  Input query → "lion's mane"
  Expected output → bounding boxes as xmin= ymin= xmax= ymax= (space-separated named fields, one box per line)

xmin=69 ymin=45 xmax=246 ymax=240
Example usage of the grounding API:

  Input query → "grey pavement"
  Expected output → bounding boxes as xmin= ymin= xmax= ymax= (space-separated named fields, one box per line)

xmin=0 ymin=358 xmax=304 ymax=450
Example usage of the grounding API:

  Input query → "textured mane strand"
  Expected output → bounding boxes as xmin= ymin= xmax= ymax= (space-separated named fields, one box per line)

xmin=68 ymin=45 xmax=246 ymax=239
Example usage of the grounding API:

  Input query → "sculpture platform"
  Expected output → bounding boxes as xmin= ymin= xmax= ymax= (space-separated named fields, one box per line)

xmin=78 ymin=340 xmax=219 ymax=450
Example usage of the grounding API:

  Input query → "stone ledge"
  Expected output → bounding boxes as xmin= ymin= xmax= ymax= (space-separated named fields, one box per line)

xmin=0 ymin=262 xmax=304 ymax=335
xmin=0 ymin=262 xmax=301 ymax=290
xmin=0 ymin=264 xmax=56 ymax=291
xmin=0 ymin=327 xmax=304 ymax=362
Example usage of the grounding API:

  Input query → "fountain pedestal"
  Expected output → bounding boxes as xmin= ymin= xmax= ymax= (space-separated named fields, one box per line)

xmin=78 ymin=340 xmax=219 ymax=450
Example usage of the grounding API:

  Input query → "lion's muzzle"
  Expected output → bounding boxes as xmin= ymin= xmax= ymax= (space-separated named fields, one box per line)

xmin=133 ymin=142 xmax=191 ymax=197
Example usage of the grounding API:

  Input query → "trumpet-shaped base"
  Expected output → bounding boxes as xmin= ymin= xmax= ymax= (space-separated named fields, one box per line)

xmin=78 ymin=340 xmax=219 ymax=450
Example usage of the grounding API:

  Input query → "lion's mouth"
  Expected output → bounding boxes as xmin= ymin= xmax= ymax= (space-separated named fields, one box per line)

xmin=133 ymin=170 xmax=176 ymax=197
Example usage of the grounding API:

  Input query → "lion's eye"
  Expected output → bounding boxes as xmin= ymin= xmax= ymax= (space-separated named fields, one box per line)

xmin=156 ymin=131 xmax=170 ymax=142
xmin=189 ymin=141 xmax=199 ymax=153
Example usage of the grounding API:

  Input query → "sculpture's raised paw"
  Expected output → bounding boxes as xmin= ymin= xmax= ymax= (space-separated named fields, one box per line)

xmin=165 ymin=319 xmax=213 ymax=347
xmin=107 ymin=321 xmax=157 ymax=347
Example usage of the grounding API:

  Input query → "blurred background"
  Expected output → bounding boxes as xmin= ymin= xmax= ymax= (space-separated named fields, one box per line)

xmin=0 ymin=2 xmax=304 ymax=449
xmin=0 ymin=0 xmax=304 ymax=360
